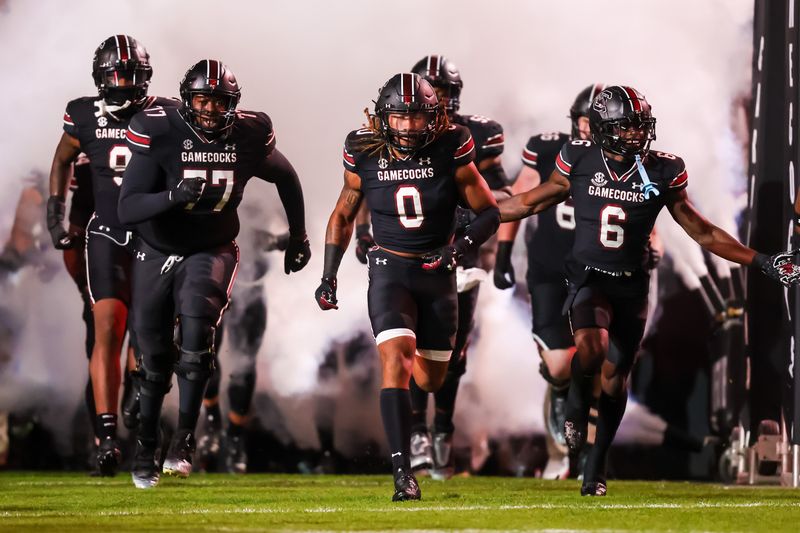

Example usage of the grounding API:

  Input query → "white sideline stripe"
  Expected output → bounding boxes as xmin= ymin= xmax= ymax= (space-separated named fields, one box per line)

xmin=3 ymin=500 xmax=799 ymax=518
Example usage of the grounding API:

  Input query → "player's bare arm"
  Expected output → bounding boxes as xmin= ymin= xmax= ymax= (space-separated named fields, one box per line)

xmin=455 ymin=161 xmax=499 ymax=213
xmin=496 ymin=164 xmax=541 ymax=241
xmin=46 ymin=132 xmax=82 ymax=249
xmin=499 ymin=169 xmax=570 ymax=222
xmin=315 ymin=169 xmax=364 ymax=310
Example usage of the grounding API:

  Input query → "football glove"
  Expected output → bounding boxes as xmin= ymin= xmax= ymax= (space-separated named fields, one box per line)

xmin=46 ymin=195 xmax=76 ymax=250
xmin=493 ymin=241 xmax=516 ymax=289
xmin=354 ymin=224 xmax=375 ymax=265
xmin=284 ymin=234 xmax=311 ymax=274
xmin=315 ymin=277 xmax=338 ymax=310
xmin=754 ymin=250 xmax=800 ymax=286
xmin=421 ymin=245 xmax=459 ymax=273
xmin=169 ymin=177 xmax=205 ymax=205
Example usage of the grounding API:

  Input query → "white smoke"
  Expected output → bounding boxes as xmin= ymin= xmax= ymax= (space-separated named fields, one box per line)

xmin=0 ymin=0 xmax=753 ymax=451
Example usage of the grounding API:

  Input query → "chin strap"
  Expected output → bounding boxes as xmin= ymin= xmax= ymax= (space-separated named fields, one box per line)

xmin=94 ymin=98 xmax=133 ymax=120
xmin=635 ymin=154 xmax=660 ymax=200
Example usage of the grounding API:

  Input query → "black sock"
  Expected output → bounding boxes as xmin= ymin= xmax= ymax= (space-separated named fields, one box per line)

xmin=380 ymin=388 xmax=412 ymax=471
xmin=433 ymin=372 xmax=461 ymax=434
xmin=565 ymin=356 xmax=595 ymax=445
xmin=408 ymin=378 xmax=428 ymax=434
xmin=228 ymin=373 xmax=256 ymax=417
xmin=584 ymin=391 xmax=628 ymax=482
xmin=96 ymin=413 xmax=117 ymax=441
xmin=85 ymin=378 xmax=96 ymax=433
xmin=205 ymin=401 xmax=222 ymax=429
xmin=177 ymin=375 xmax=208 ymax=433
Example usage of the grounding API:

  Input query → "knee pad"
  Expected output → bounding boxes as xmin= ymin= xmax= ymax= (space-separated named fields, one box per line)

xmin=539 ymin=360 xmax=570 ymax=390
xmin=176 ymin=316 xmax=217 ymax=354
xmin=175 ymin=348 xmax=215 ymax=382
xmin=138 ymin=353 xmax=174 ymax=398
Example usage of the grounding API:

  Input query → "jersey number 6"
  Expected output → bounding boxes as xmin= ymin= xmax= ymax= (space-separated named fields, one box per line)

xmin=600 ymin=204 xmax=626 ymax=249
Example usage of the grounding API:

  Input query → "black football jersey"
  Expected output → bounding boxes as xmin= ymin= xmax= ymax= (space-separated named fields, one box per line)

xmin=450 ymin=113 xmax=505 ymax=187
xmin=343 ymin=125 xmax=475 ymax=254
xmin=555 ymin=140 xmax=688 ymax=272
xmin=521 ymin=132 xmax=574 ymax=277
xmin=68 ymin=153 xmax=95 ymax=229
xmin=125 ymin=106 xmax=277 ymax=255
xmin=63 ymin=96 xmax=178 ymax=228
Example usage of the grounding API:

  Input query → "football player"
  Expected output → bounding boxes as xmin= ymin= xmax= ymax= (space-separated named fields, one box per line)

xmin=47 ymin=35 xmax=175 ymax=475
xmin=406 ymin=55 xmax=510 ymax=479
xmin=118 ymin=59 xmax=310 ymax=489
xmin=315 ymin=73 xmax=500 ymax=500
xmin=499 ymin=85 xmax=800 ymax=495
xmin=494 ymin=84 xmax=604 ymax=478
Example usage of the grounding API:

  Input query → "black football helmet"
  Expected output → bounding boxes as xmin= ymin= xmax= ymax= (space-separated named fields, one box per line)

xmin=179 ymin=59 xmax=241 ymax=136
xmin=374 ymin=73 xmax=442 ymax=154
xmin=92 ymin=35 xmax=153 ymax=107
xmin=410 ymin=55 xmax=463 ymax=114
xmin=589 ymin=85 xmax=656 ymax=158
xmin=569 ymin=84 xmax=606 ymax=139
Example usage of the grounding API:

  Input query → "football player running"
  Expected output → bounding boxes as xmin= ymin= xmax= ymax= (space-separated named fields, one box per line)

xmin=499 ymin=85 xmax=800 ymax=496
xmin=119 ymin=59 xmax=310 ymax=488
xmin=47 ymin=35 xmax=174 ymax=475
xmin=315 ymin=73 xmax=500 ymax=501
xmin=494 ymin=84 xmax=604 ymax=478
xmin=405 ymin=55 xmax=510 ymax=479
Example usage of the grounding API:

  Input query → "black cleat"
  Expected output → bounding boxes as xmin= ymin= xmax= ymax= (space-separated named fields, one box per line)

xmin=131 ymin=439 xmax=160 ymax=489
xmin=581 ymin=479 xmax=607 ymax=496
xmin=96 ymin=438 xmax=121 ymax=477
xmin=392 ymin=468 xmax=421 ymax=501
xmin=194 ymin=414 xmax=222 ymax=473
xmin=222 ymin=433 xmax=248 ymax=474
xmin=162 ymin=430 xmax=196 ymax=478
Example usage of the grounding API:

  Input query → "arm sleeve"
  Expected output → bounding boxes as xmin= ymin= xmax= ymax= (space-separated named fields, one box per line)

xmin=117 ymin=152 xmax=172 ymax=225
xmin=521 ymin=136 xmax=540 ymax=169
xmin=668 ymin=157 xmax=689 ymax=191
xmin=63 ymin=101 xmax=79 ymax=137
xmin=259 ymin=149 xmax=306 ymax=237
xmin=555 ymin=143 xmax=574 ymax=177
xmin=453 ymin=127 xmax=476 ymax=167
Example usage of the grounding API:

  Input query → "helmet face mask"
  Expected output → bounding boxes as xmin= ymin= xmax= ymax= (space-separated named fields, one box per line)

xmin=374 ymin=73 xmax=443 ymax=154
xmin=410 ymin=55 xmax=463 ymax=114
xmin=589 ymin=86 xmax=657 ymax=158
xmin=179 ymin=60 xmax=241 ymax=137
xmin=92 ymin=35 xmax=152 ymax=108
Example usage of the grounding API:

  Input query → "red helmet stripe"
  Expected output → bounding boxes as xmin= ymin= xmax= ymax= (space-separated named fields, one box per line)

xmin=115 ymin=35 xmax=129 ymax=61
xmin=402 ymin=73 xmax=414 ymax=104
xmin=622 ymin=86 xmax=642 ymax=113
xmin=428 ymin=55 xmax=440 ymax=77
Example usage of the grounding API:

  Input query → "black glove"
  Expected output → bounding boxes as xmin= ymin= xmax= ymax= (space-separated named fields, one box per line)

xmin=753 ymin=250 xmax=800 ymax=286
xmin=46 ymin=195 xmax=76 ymax=250
xmin=493 ymin=241 xmax=516 ymax=289
xmin=455 ymin=207 xmax=477 ymax=231
xmin=284 ymin=234 xmax=311 ymax=274
xmin=421 ymin=245 xmax=459 ymax=273
xmin=169 ymin=177 xmax=205 ymax=205
xmin=315 ymin=276 xmax=338 ymax=310
xmin=355 ymin=224 xmax=375 ymax=265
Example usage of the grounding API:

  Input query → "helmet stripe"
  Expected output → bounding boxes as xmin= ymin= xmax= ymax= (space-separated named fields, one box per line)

xmin=115 ymin=35 xmax=129 ymax=61
xmin=402 ymin=73 xmax=414 ymax=104
xmin=429 ymin=55 xmax=439 ymax=77
xmin=621 ymin=86 xmax=642 ymax=113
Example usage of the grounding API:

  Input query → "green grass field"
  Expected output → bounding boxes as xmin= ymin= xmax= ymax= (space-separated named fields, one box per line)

xmin=1 ymin=472 xmax=799 ymax=531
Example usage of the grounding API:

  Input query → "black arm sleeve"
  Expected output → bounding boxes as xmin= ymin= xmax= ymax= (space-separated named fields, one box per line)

xmin=453 ymin=206 xmax=500 ymax=255
xmin=260 ymin=149 xmax=306 ymax=237
xmin=322 ymin=243 xmax=345 ymax=279
xmin=118 ymin=152 xmax=172 ymax=225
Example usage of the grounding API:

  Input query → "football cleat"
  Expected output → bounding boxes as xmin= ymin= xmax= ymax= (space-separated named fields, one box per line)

xmin=222 ymin=433 xmax=248 ymax=474
xmin=409 ymin=430 xmax=434 ymax=472
xmin=581 ymin=479 xmax=607 ymax=496
xmin=430 ymin=430 xmax=455 ymax=481
xmin=392 ymin=467 xmax=421 ymax=501
xmin=162 ymin=430 xmax=196 ymax=478
xmin=194 ymin=414 xmax=222 ymax=473
xmin=131 ymin=439 xmax=160 ymax=489
xmin=96 ymin=438 xmax=121 ymax=477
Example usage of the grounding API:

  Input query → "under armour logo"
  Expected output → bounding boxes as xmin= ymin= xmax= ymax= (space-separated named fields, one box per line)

xmin=375 ymin=258 xmax=387 ymax=265
xmin=225 ymin=143 xmax=237 ymax=151
xmin=632 ymin=182 xmax=644 ymax=190
xmin=465 ymin=236 xmax=474 ymax=245
xmin=378 ymin=158 xmax=388 ymax=169
xmin=294 ymin=253 xmax=304 ymax=263
xmin=418 ymin=157 xmax=431 ymax=165
xmin=391 ymin=452 xmax=402 ymax=457
xmin=136 ymin=252 xmax=146 ymax=261
xmin=183 ymin=139 xmax=193 ymax=150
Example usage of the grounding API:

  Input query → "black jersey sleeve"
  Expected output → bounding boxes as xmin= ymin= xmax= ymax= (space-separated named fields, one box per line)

xmin=260 ymin=148 xmax=306 ymax=236
xmin=242 ymin=110 xmax=276 ymax=158
xmin=651 ymin=151 xmax=689 ymax=192
xmin=126 ymin=111 xmax=154 ymax=155
xmin=452 ymin=125 xmax=476 ymax=167
xmin=521 ymin=133 xmax=569 ymax=169
xmin=63 ymin=100 xmax=80 ymax=137
xmin=555 ymin=139 xmax=592 ymax=178
xmin=342 ymin=128 xmax=373 ymax=172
